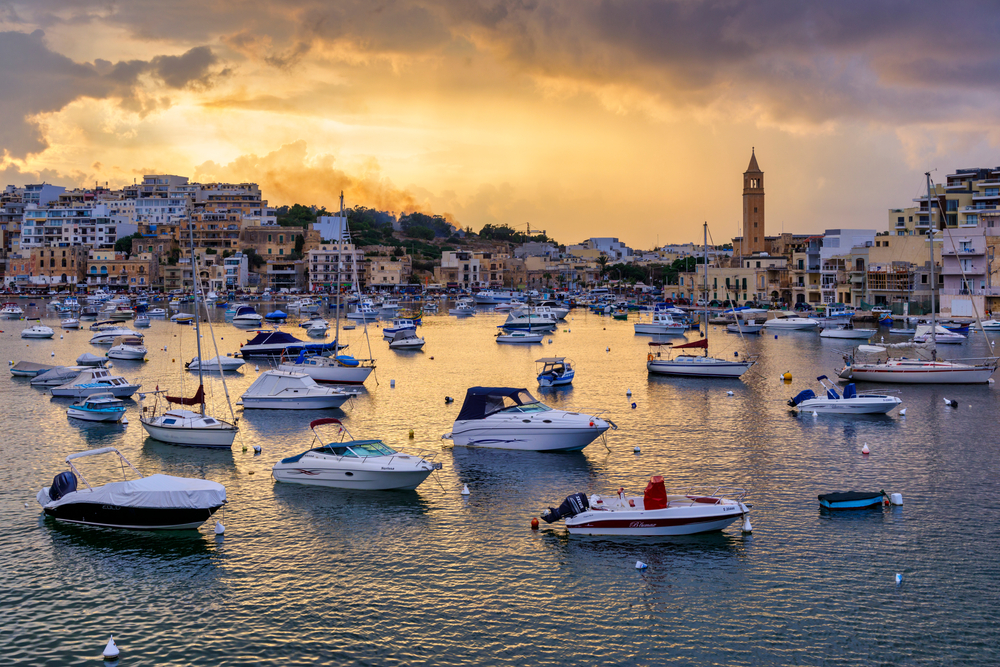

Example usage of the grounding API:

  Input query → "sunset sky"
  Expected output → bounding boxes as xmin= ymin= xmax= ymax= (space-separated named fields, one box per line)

xmin=2 ymin=1 xmax=1000 ymax=247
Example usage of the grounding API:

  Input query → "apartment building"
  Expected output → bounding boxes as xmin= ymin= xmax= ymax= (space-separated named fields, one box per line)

xmin=86 ymin=251 xmax=159 ymax=290
xmin=307 ymin=242 xmax=366 ymax=291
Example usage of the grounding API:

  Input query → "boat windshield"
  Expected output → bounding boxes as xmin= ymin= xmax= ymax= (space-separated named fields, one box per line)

xmin=501 ymin=403 xmax=551 ymax=414
xmin=319 ymin=440 xmax=396 ymax=457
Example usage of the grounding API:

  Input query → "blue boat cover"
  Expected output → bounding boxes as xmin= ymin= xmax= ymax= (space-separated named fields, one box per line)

xmin=818 ymin=491 xmax=884 ymax=503
xmin=245 ymin=331 xmax=302 ymax=346
xmin=788 ymin=389 xmax=815 ymax=406
xmin=456 ymin=387 xmax=539 ymax=421
xmin=843 ymin=384 xmax=856 ymax=399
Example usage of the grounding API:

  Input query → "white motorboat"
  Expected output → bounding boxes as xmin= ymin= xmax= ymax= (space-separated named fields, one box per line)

xmin=442 ymin=387 xmax=614 ymax=451
xmin=300 ymin=316 xmax=329 ymax=329
xmin=288 ymin=298 xmax=321 ymax=315
xmin=186 ymin=355 xmax=245 ymax=372
xmin=110 ymin=305 xmax=135 ymax=321
xmin=819 ymin=323 xmax=876 ymax=339
xmin=981 ymin=319 xmax=1000 ymax=332
xmin=79 ymin=306 xmax=100 ymax=320
xmin=31 ymin=366 xmax=88 ymax=388
xmin=496 ymin=330 xmax=544 ymax=344
xmin=378 ymin=299 xmax=402 ymax=316
xmin=76 ymin=353 xmax=111 ymax=367
xmin=67 ymin=392 xmax=128 ymax=423
xmin=171 ymin=313 xmax=195 ymax=323
xmin=634 ymin=311 xmax=687 ymax=335
xmin=21 ymin=322 xmax=55 ymax=339
xmin=788 ymin=375 xmax=901 ymax=414
xmin=237 ymin=330 xmax=340 ymax=358
xmin=272 ymin=418 xmax=441 ymax=490
xmin=89 ymin=322 xmax=142 ymax=345
xmin=423 ymin=302 xmax=439 ymax=312
xmin=346 ymin=301 xmax=380 ymax=321
xmin=133 ymin=314 xmax=151 ymax=328
xmin=307 ymin=320 xmax=329 ymax=336
xmin=536 ymin=357 xmax=574 ymax=387
xmin=107 ymin=336 xmax=147 ymax=361
xmin=540 ymin=477 xmax=750 ymax=536
xmin=61 ymin=318 xmax=81 ymax=329
xmin=501 ymin=309 xmax=557 ymax=331
xmin=36 ymin=447 xmax=226 ymax=530
xmin=147 ymin=308 xmax=166 ymax=317
xmin=240 ymin=370 xmax=354 ymax=409
xmin=726 ymin=319 xmax=764 ymax=334
xmin=278 ymin=352 xmax=375 ymax=384
xmin=913 ymin=324 xmax=965 ymax=344
xmin=763 ymin=314 xmax=820 ymax=330
xmin=382 ymin=318 xmax=419 ymax=338
xmin=50 ymin=368 xmax=140 ymax=398
xmin=449 ymin=299 xmax=477 ymax=317
xmin=388 ymin=329 xmax=425 ymax=350
xmin=473 ymin=290 xmax=519 ymax=304
xmin=647 ymin=338 xmax=755 ymax=378
xmin=232 ymin=305 xmax=263 ymax=326
xmin=1 ymin=302 xmax=24 ymax=318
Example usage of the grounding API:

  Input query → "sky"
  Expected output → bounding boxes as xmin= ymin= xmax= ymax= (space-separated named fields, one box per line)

xmin=3 ymin=1 xmax=1000 ymax=248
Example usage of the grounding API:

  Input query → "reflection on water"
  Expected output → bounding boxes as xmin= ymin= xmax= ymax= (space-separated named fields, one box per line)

xmin=2 ymin=305 xmax=1000 ymax=665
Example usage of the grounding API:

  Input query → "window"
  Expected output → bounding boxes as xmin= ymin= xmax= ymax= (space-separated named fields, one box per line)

xmin=279 ymin=235 xmax=284 ymax=244
xmin=279 ymin=248 xmax=284 ymax=255
xmin=268 ymin=234 xmax=272 ymax=242
xmin=939 ymin=275 xmax=944 ymax=284
xmin=267 ymin=248 xmax=272 ymax=254
xmin=754 ymin=207 xmax=758 ymax=213
xmin=898 ymin=216 xmax=904 ymax=223
xmin=756 ymin=261 xmax=761 ymax=268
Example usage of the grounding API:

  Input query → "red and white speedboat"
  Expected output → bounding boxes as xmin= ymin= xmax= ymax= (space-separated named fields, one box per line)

xmin=541 ymin=477 xmax=750 ymax=536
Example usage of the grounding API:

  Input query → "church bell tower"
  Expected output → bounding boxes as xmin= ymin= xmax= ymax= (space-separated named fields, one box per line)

xmin=742 ymin=148 xmax=765 ymax=256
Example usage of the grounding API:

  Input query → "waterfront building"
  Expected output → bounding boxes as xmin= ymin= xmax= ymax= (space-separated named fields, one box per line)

xmin=86 ymin=251 xmax=159 ymax=290
xmin=307 ymin=242 xmax=366 ymax=291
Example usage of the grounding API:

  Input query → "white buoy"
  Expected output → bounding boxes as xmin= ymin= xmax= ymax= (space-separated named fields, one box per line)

xmin=606 ymin=347 xmax=610 ymax=352
xmin=24 ymin=502 xmax=28 ymax=507
xmin=633 ymin=446 xmax=641 ymax=453
xmin=742 ymin=516 xmax=752 ymax=533
xmin=899 ymin=408 xmax=906 ymax=416
xmin=253 ymin=445 xmax=262 ymax=454
xmin=461 ymin=484 xmax=470 ymax=496
xmin=635 ymin=561 xmax=648 ymax=570
xmin=626 ymin=389 xmax=632 ymax=396
xmin=254 ymin=365 xmax=260 ymax=371
xmin=60 ymin=335 xmax=63 ymax=339
xmin=214 ymin=521 xmax=225 ymax=535
xmin=51 ymin=352 xmax=55 ymax=357
xmin=862 ymin=443 xmax=870 ymax=455
xmin=390 ymin=379 xmax=395 ymax=387
xmin=889 ymin=493 xmax=903 ymax=506
xmin=103 ymin=635 xmax=119 ymax=660
xmin=548 ymin=338 xmax=553 ymax=343
xmin=726 ymin=390 xmax=734 ymax=396
xmin=812 ymin=411 xmax=818 ymax=417
xmin=895 ymin=573 xmax=902 ymax=585
xmin=121 ymin=417 xmax=128 ymax=425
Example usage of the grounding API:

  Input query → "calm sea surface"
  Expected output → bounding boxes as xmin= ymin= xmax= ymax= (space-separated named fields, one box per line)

xmin=2 ymin=301 xmax=999 ymax=666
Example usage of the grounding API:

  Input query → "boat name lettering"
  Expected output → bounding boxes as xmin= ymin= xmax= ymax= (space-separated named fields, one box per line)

xmin=628 ymin=521 xmax=656 ymax=528
xmin=380 ymin=467 xmax=395 ymax=471
xmin=101 ymin=505 xmax=123 ymax=511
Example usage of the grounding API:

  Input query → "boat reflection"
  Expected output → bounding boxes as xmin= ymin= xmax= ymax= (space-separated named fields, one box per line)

xmin=447 ymin=446 xmax=605 ymax=496
xmin=537 ymin=525 xmax=752 ymax=565
xmin=271 ymin=481 xmax=435 ymax=535
xmin=41 ymin=514 xmax=218 ymax=563
xmin=139 ymin=436 xmax=236 ymax=479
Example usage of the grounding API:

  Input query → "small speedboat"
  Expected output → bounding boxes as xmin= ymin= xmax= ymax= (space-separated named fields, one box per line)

xmin=239 ymin=370 xmax=354 ymax=410
xmin=1 ymin=302 xmax=24 ymax=319
xmin=536 ymin=357 xmax=574 ymax=387
xmin=818 ymin=491 xmax=887 ymax=510
xmin=36 ymin=447 xmax=226 ymax=530
xmin=913 ymin=324 xmax=965 ymax=344
xmin=449 ymin=300 xmax=477 ymax=317
xmin=307 ymin=321 xmax=329 ymax=337
xmin=186 ymin=355 xmax=245 ymax=372
xmin=763 ymin=314 xmax=820 ymax=330
xmin=67 ymin=392 xmax=128 ymax=423
xmin=10 ymin=361 xmax=58 ymax=377
xmin=382 ymin=318 xmax=419 ymax=338
xmin=277 ymin=353 xmax=375 ymax=384
xmin=264 ymin=310 xmax=288 ymax=322
xmin=107 ymin=336 xmax=147 ymax=361
xmin=787 ymin=376 xmax=901 ymax=414
xmin=147 ymin=308 xmax=166 ymax=317
xmin=21 ymin=321 xmax=55 ymax=339
xmin=61 ymin=318 xmax=81 ymax=329
xmin=819 ymin=323 xmax=876 ymax=339
xmin=50 ymin=368 xmax=140 ymax=398
xmin=272 ymin=418 xmax=442 ymax=490
xmin=388 ymin=329 xmax=425 ymax=350
xmin=76 ymin=353 xmax=111 ymax=367
xmin=170 ymin=313 xmax=195 ymax=323
xmin=443 ymin=387 xmax=613 ymax=451
xmin=541 ymin=476 xmax=751 ymax=536
xmin=30 ymin=366 xmax=88 ymax=388
xmin=133 ymin=315 xmax=151 ymax=328
xmin=231 ymin=305 xmax=263 ymax=326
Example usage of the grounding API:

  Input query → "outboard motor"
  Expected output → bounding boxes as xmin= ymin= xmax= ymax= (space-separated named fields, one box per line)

xmin=48 ymin=471 xmax=77 ymax=501
xmin=541 ymin=492 xmax=589 ymax=523
xmin=787 ymin=389 xmax=816 ymax=407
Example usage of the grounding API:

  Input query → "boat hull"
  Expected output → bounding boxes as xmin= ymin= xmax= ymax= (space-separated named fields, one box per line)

xmin=647 ymin=359 xmax=751 ymax=378
xmin=277 ymin=363 xmax=373 ymax=384
xmin=634 ymin=324 xmax=687 ymax=335
xmin=565 ymin=506 xmax=746 ymax=536
xmin=819 ymin=329 xmax=876 ymax=339
xmin=140 ymin=420 xmax=238 ymax=447
xmin=448 ymin=423 xmax=608 ymax=452
xmin=51 ymin=384 xmax=140 ymax=398
xmin=67 ymin=407 xmax=126 ymax=422
xmin=795 ymin=397 xmax=900 ymax=414
xmin=837 ymin=364 xmax=995 ymax=384
xmin=272 ymin=466 xmax=432 ymax=491
xmin=241 ymin=395 xmax=350 ymax=409
xmin=43 ymin=502 xmax=221 ymax=530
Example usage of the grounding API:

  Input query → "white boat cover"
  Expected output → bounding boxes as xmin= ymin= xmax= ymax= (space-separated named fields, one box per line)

xmin=42 ymin=474 xmax=225 ymax=510
xmin=76 ymin=353 xmax=108 ymax=365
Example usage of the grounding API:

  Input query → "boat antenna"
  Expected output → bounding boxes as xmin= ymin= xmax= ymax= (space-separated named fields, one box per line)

xmin=190 ymin=224 xmax=206 ymax=416
xmin=703 ymin=221 xmax=709 ymax=346
xmin=332 ymin=191 xmax=343 ymax=356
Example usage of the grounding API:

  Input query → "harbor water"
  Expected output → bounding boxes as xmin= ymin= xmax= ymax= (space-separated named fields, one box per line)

xmin=2 ymin=303 xmax=999 ymax=665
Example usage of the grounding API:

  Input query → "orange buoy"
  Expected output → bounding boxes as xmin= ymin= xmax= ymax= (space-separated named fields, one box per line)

xmin=530 ymin=518 xmax=539 ymax=530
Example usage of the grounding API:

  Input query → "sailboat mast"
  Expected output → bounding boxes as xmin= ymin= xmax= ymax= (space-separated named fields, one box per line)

xmin=703 ymin=221 xmax=709 ymax=336
xmin=926 ymin=171 xmax=937 ymax=352
xmin=190 ymin=225 xmax=206 ymax=415
xmin=334 ymin=191 xmax=343 ymax=350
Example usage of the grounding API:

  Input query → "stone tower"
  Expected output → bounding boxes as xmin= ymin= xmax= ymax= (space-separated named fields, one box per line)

xmin=742 ymin=148 xmax=765 ymax=256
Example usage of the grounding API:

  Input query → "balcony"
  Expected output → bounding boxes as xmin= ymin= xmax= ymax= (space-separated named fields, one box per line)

xmin=941 ymin=287 xmax=1000 ymax=296
xmin=942 ymin=247 xmax=985 ymax=256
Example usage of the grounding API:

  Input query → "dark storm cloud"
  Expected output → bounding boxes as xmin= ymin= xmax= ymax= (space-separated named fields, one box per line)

xmin=0 ymin=30 xmax=226 ymax=158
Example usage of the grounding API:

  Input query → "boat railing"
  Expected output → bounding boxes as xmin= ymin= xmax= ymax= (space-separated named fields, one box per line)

xmin=661 ymin=486 xmax=749 ymax=503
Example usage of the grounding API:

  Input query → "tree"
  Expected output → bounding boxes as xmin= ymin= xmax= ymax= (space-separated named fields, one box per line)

xmin=294 ymin=234 xmax=305 ymax=255
xmin=542 ymin=272 xmax=552 ymax=288
xmin=115 ymin=232 xmax=143 ymax=256
xmin=596 ymin=254 xmax=609 ymax=280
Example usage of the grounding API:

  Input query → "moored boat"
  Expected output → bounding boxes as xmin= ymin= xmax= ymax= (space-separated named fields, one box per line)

xmin=818 ymin=491 xmax=887 ymax=510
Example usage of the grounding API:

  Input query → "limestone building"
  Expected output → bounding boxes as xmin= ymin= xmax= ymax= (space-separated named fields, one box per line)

xmin=741 ymin=149 xmax=765 ymax=257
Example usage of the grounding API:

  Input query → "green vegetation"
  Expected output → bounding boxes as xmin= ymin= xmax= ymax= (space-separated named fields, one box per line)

xmin=275 ymin=204 xmax=329 ymax=228
xmin=477 ymin=223 xmax=550 ymax=244
xmin=399 ymin=212 xmax=453 ymax=238
xmin=243 ymin=248 xmax=266 ymax=269
xmin=115 ymin=232 xmax=143 ymax=256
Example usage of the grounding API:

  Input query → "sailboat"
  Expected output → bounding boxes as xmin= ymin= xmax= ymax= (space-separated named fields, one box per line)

xmin=278 ymin=192 xmax=375 ymax=384
xmin=646 ymin=222 xmax=756 ymax=378
xmin=140 ymin=228 xmax=239 ymax=448
xmin=837 ymin=172 xmax=997 ymax=384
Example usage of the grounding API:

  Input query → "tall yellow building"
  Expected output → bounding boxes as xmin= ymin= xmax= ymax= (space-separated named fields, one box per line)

xmin=741 ymin=149 xmax=765 ymax=256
